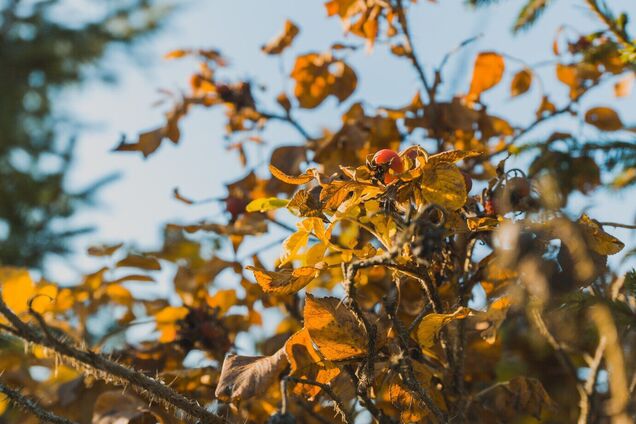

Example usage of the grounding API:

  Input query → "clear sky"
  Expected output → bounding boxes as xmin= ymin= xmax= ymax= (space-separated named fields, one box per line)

xmin=49 ymin=0 xmax=636 ymax=287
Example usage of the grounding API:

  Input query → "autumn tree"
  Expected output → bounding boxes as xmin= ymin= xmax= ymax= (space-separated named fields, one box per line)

xmin=0 ymin=1 xmax=635 ymax=423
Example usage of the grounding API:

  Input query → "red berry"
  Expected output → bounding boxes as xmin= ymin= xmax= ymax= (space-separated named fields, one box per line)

xmin=372 ymin=149 xmax=404 ymax=184
xmin=225 ymin=196 xmax=248 ymax=221
xmin=461 ymin=171 xmax=473 ymax=193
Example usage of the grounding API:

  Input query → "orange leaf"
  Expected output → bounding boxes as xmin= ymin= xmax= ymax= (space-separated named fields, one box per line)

xmin=262 ymin=20 xmax=300 ymax=55
xmin=304 ymin=295 xmax=368 ymax=360
xmin=247 ymin=266 xmax=321 ymax=295
xmin=584 ymin=107 xmax=624 ymax=132
xmin=467 ymin=52 xmax=505 ymax=101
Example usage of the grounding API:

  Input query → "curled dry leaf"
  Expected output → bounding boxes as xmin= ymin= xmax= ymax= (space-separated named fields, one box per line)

xmin=215 ymin=347 xmax=288 ymax=402
xmin=262 ymin=19 xmax=300 ymax=55
xmin=116 ymin=254 xmax=161 ymax=271
xmin=578 ymin=214 xmax=624 ymax=255
xmin=304 ymin=294 xmax=369 ymax=361
xmin=269 ymin=164 xmax=316 ymax=185
xmin=247 ymin=265 xmax=322 ymax=295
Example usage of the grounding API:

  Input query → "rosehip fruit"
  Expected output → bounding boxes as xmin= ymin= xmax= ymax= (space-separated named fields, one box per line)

xmin=225 ymin=196 xmax=248 ymax=221
xmin=372 ymin=149 xmax=404 ymax=184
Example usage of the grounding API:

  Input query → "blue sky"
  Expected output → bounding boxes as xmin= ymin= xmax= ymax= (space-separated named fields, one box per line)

xmin=48 ymin=0 xmax=636 ymax=285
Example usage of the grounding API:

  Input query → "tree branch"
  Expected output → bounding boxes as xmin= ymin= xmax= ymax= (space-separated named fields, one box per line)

xmin=0 ymin=294 xmax=225 ymax=424
xmin=285 ymin=376 xmax=353 ymax=424
xmin=0 ymin=382 xmax=78 ymax=424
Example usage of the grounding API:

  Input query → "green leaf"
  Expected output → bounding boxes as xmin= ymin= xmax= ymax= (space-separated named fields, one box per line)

xmin=246 ymin=197 xmax=289 ymax=213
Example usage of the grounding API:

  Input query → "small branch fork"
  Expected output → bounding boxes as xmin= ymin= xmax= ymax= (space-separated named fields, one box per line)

xmin=284 ymin=376 xmax=353 ymax=424
xmin=0 ymin=382 xmax=78 ymax=424
xmin=0 ymin=294 xmax=225 ymax=424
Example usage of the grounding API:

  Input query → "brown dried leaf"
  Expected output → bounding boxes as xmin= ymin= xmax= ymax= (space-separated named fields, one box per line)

xmin=246 ymin=265 xmax=322 ymax=294
xmin=215 ymin=347 xmax=288 ymax=402
xmin=262 ymin=20 xmax=300 ymax=55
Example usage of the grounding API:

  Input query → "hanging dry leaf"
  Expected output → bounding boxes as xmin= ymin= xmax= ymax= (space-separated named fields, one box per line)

xmin=578 ymin=214 xmax=624 ymax=255
xmin=584 ymin=107 xmax=624 ymax=131
xmin=510 ymin=68 xmax=532 ymax=97
xmin=215 ymin=347 xmax=288 ymax=402
xmin=262 ymin=20 xmax=300 ymax=55
xmin=247 ymin=265 xmax=322 ymax=294
xmin=467 ymin=52 xmax=505 ymax=102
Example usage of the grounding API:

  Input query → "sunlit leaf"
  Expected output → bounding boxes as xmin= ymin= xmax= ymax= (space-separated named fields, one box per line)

xmin=247 ymin=265 xmax=322 ymax=295
xmin=262 ymin=20 xmax=300 ymax=55
xmin=584 ymin=107 xmax=624 ymax=131
xmin=304 ymin=294 xmax=368 ymax=360
xmin=467 ymin=52 xmax=505 ymax=102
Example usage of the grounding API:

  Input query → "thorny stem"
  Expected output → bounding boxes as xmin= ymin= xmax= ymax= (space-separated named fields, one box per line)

xmin=384 ymin=290 xmax=447 ymax=423
xmin=0 ymin=295 xmax=225 ymax=424
xmin=344 ymin=366 xmax=393 ymax=424
xmin=0 ymin=382 xmax=78 ymax=424
xmin=285 ymin=376 xmax=353 ymax=424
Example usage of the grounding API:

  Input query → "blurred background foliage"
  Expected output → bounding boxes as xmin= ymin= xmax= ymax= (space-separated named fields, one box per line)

xmin=0 ymin=0 xmax=171 ymax=268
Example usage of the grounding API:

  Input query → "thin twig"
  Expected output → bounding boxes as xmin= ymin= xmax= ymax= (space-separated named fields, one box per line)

xmin=599 ymin=221 xmax=636 ymax=230
xmin=393 ymin=0 xmax=434 ymax=100
xmin=577 ymin=336 xmax=606 ymax=424
xmin=0 ymin=382 xmax=78 ymax=424
xmin=261 ymin=111 xmax=314 ymax=141
xmin=285 ymin=376 xmax=353 ymax=424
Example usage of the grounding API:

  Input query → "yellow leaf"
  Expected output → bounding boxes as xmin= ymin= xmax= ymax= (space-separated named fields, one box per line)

xmin=420 ymin=162 xmax=468 ymax=210
xmin=578 ymin=214 xmax=624 ymax=255
xmin=510 ymin=68 xmax=533 ymax=97
xmin=246 ymin=197 xmax=289 ymax=212
xmin=0 ymin=267 xmax=34 ymax=315
xmin=105 ymin=284 xmax=133 ymax=306
xmin=291 ymin=53 xmax=357 ymax=108
xmin=416 ymin=307 xmax=470 ymax=354
xmin=262 ymin=19 xmax=300 ymax=55
xmin=247 ymin=266 xmax=321 ymax=295
xmin=155 ymin=306 xmax=188 ymax=323
xmin=269 ymin=164 xmax=315 ymax=185
xmin=467 ymin=52 xmax=505 ymax=101
xmin=206 ymin=289 xmax=238 ymax=315
xmin=304 ymin=295 xmax=368 ymax=360
xmin=584 ymin=107 xmax=624 ymax=131
xmin=466 ymin=216 xmax=500 ymax=232
xmin=427 ymin=150 xmax=482 ymax=166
